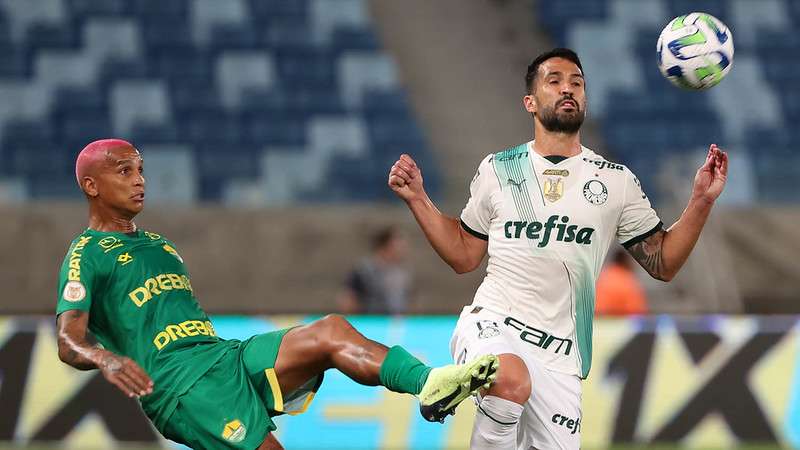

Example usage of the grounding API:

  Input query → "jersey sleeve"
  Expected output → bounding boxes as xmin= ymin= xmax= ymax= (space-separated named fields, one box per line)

xmin=617 ymin=168 xmax=663 ymax=247
xmin=56 ymin=239 xmax=100 ymax=315
xmin=459 ymin=154 xmax=495 ymax=241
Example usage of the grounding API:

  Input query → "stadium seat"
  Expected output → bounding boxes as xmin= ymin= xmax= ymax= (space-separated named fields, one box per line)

xmin=338 ymin=53 xmax=398 ymax=108
xmin=135 ymin=144 xmax=197 ymax=202
xmin=110 ymin=80 xmax=172 ymax=136
xmin=0 ymin=0 xmax=441 ymax=203
xmin=66 ymin=0 xmax=129 ymax=18
xmin=215 ymin=51 xmax=276 ymax=110
xmin=258 ymin=18 xmax=315 ymax=49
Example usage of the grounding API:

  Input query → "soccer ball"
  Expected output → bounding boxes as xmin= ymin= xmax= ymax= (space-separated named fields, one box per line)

xmin=657 ymin=12 xmax=734 ymax=90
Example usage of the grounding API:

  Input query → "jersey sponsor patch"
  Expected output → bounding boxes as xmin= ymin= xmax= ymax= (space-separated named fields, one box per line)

xmin=222 ymin=419 xmax=247 ymax=443
xmin=62 ymin=281 xmax=86 ymax=302
xmin=583 ymin=180 xmax=608 ymax=205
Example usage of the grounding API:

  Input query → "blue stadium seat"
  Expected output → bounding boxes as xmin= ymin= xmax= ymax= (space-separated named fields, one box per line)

xmin=258 ymin=18 xmax=315 ymax=49
xmin=195 ymin=144 xmax=260 ymax=200
xmin=331 ymin=27 xmax=380 ymax=52
xmin=58 ymin=114 xmax=113 ymax=148
xmin=274 ymin=49 xmax=336 ymax=88
xmin=52 ymin=87 xmax=107 ymax=116
xmin=241 ymin=112 xmax=307 ymax=146
xmin=179 ymin=113 xmax=242 ymax=144
xmin=0 ymin=12 xmax=10 ymax=46
xmin=149 ymin=47 xmax=213 ymax=83
xmin=170 ymin=80 xmax=223 ymax=114
xmin=249 ymin=0 xmax=309 ymax=19
xmin=129 ymin=122 xmax=180 ymax=145
xmin=136 ymin=145 xmax=196 ymax=202
xmin=3 ymin=120 xmax=56 ymax=148
xmin=362 ymin=89 xmax=411 ymax=114
xmin=0 ymin=0 xmax=441 ymax=203
xmin=0 ymin=44 xmax=30 ymax=77
xmin=367 ymin=113 xmax=427 ymax=147
xmin=25 ymin=22 xmax=78 ymax=51
xmin=27 ymin=173 xmax=83 ymax=198
xmin=537 ymin=0 xmax=608 ymax=44
xmin=142 ymin=19 xmax=192 ymax=49
xmin=240 ymin=88 xmax=344 ymax=116
xmin=664 ymin=0 xmax=729 ymax=22
xmin=98 ymin=59 xmax=149 ymax=91
xmin=66 ymin=0 xmax=129 ymax=17
xmin=133 ymin=0 xmax=188 ymax=17
xmin=209 ymin=24 xmax=258 ymax=51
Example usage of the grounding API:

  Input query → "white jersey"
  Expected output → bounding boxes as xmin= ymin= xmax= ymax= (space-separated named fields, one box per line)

xmin=459 ymin=141 xmax=661 ymax=378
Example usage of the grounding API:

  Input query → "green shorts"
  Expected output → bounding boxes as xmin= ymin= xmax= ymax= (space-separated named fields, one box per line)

xmin=159 ymin=328 xmax=323 ymax=450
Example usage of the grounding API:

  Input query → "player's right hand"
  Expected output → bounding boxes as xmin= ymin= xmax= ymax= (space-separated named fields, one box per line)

xmin=388 ymin=154 xmax=425 ymax=202
xmin=97 ymin=350 xmax=154 ymax=398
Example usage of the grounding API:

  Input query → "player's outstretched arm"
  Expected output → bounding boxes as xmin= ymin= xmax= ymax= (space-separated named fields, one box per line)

xmin=627 ymin=145 xmax=728 ymax=281
xmin=57 ymin=310 xmax=154 ymax=398
xmin=388 ymin=154 xmax=488 ymax=273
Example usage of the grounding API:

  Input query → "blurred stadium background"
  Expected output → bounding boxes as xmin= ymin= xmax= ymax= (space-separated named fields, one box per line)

xmin=0 ymin=0 xmax=797 ymax=448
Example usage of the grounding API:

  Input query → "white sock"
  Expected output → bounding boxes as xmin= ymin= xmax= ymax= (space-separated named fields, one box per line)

xmin=470 ymin=395 xmax=524 ymax=450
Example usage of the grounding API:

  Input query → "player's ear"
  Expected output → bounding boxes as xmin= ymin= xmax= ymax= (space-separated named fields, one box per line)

xmin=523 ymin=94 xmax=537 ymax=114
xmin=82 ymin=176 xmax=99 ymax=197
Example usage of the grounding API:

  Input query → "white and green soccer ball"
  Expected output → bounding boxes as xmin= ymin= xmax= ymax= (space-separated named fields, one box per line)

xmin=657 ymin=12 xmax=734 ymax=90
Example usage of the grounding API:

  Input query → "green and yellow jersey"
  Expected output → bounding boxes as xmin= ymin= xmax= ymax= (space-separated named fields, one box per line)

xmin=56 ymin=228 xmax=231 ymax=427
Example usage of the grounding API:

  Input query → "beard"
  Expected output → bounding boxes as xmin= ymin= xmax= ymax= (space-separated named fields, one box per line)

xmin=536 ymin=98 xmax=585 ymax=134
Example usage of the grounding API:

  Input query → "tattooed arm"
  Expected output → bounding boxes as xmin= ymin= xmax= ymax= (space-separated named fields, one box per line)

xmin=626 ymin=145 xmax=728 ymax=281
xmin=57 ymin=310 xmax=153 ymax=397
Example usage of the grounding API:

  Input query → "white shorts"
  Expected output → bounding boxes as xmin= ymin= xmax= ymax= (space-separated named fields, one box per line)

xmin=449 ymin=306 xmax=582 ymax=450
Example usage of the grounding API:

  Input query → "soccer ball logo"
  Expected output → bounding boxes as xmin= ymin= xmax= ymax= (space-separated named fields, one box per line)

xmin=657 ymin=12 xmax=734 ymax=90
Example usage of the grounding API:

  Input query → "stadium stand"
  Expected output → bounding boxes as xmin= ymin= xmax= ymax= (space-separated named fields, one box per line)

xmin=0 ymin=0 xmax=440 ymax=204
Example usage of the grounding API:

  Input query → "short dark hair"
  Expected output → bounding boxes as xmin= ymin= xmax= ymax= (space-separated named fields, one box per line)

xmin=372 ymin=226 xmax=398 ymax=250
xmin=525 ymin=48 xmax=584 ymax=93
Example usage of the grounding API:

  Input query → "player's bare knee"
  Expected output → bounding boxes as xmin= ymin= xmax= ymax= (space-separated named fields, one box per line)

xmin=311 ymin=314 xmax=353 ymax=349
xmin=317 ymin=313 xmax=351 ymax=333
xmin=485 ymin=354 xmax=530 ymax=404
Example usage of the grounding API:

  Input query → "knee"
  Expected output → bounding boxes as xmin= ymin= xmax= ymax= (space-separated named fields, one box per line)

xmin=485 ymin=354 xmax=531 ymax=404
xmin=316 ymin=313 xmax=350 ymax=332
xmin=308 ymin=314 xmax=352 ymax=348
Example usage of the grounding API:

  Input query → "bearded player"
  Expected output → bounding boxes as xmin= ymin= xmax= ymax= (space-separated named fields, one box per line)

xmin=388 ymin=48 xmax=728 ymax=450
xmin=56 ymin=139 xmax=499 ymax=450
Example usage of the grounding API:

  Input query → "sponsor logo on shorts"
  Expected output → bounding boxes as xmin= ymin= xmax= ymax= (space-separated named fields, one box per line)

xmin=62 ymin=281 xmax=86 ymax=303
xmin=476 ymin=320 xmax=500 ymax=339
xmin=504 ymin=316 xmax=573 ymax=356
xmin=222 ymin=419 xmax=247 ymax=443
xmin=551 ymin=413 xmax=581 ymax=435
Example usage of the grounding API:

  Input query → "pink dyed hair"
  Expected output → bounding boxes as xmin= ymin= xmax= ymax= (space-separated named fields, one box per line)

xmin=74 ymin=138 xmax=134 ymax=185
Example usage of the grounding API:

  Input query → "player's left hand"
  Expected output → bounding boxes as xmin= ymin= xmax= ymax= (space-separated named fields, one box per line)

xmin=691 ymin=144 xmax=728 ymax=203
